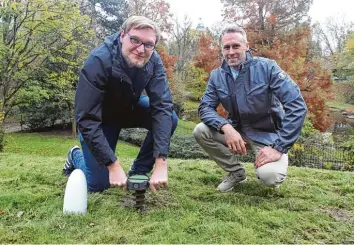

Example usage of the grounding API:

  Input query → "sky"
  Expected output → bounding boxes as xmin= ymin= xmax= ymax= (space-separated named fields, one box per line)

xmin=167 ymin=0 xmax=355 ymax=29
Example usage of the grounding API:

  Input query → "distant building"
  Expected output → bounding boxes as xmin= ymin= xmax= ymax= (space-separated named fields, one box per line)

xmin=196 ymin=18 xmax=206 ymax=32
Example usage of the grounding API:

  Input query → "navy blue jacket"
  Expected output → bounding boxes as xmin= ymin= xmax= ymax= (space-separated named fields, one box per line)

xmin=198 ymin=52 xmax=307 ymax=153
xmin=75 ymin=33 xmax=174 ymax=166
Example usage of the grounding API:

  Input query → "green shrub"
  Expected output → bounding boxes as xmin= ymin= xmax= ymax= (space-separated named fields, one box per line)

xmin=119 ymin=128 xmax=207 ymax=159
xmin=19 ymin=101 xmax=70 ymax=130
xmin=119 ymin=127 xmax=255 ymax=161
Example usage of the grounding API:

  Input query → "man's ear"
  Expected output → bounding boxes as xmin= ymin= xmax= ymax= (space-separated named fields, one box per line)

xmin=120 ymin=31 xmax=125 ymax=43
xmin=246 ymin=42 xmax=250 ymax=51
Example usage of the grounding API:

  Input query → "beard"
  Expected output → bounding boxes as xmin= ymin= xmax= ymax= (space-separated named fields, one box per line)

xmin=122 ymin=52 xmax=149 ymax=68
xmin=225 ymin=52 xmax=246 ymax=67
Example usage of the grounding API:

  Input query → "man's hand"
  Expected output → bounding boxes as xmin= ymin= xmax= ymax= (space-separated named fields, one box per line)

xmin=149 ymin=157 xmax=168 ymax=192
xmin=255 ymin=146 xmax=282 ymax=168
xmin=107 ymin=160 xmax=127 ymax=190
xmin=221 ymin=124 xmax=247 ymax=155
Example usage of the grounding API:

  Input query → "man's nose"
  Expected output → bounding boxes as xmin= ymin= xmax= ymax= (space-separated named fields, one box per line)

xmin=227 ymin=48 xmax=236 ymax=54
xmin=136 ymin=44 xmax=145 ymax=53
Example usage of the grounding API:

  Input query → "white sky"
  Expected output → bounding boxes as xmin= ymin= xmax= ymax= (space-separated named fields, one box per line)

xmin=167 ymin=0 xmax=354 ymax=28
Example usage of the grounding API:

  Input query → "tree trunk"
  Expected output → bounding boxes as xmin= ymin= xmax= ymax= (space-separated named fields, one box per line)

xmin=0 ymin=115 xmax=5 ymax=152
xmin=71 ymin=117 xmax=77 ymax=137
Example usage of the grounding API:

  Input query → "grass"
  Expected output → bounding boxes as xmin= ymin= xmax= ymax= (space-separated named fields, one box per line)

xmin=0 ymin=132 xmax=354 ymax=243
xmin=327 ymin=101 xmax=354 ymax=111
xmin=175 ymin=119 xmax=197 ymax=135
xmin=3 ymin=132 xmax=139 ymax=158
xmin=183 ymin=100 xmax=200 ymax=111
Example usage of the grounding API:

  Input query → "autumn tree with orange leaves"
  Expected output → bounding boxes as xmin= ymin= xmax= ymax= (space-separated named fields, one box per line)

xmin=193 ymin=34 xmax=221 ymax=77
xmin=192 ymin=33 xmax=229 ymax=116
xmin=249 ymin=27 xmax=333 ymax=131
xmin=182 ymin=33 xmax=221 ymax=101
xmin=221 ymin=0 xmax=332 ymax=131
xmin=156 ymin=45 xmax=179 ymax=98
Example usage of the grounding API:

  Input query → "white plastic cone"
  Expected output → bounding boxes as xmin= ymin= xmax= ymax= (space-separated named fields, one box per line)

xmin=63 ymin=169 xmax=87 ymax=214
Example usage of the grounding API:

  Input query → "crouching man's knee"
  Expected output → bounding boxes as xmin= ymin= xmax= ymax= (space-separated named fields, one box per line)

xmin=256 ymin=170 xmax=287 ymax=187
xmin=193 ymin=123 xmax=210 ymax=143
xmin=255 ymin=159 xmax=288 ymax=187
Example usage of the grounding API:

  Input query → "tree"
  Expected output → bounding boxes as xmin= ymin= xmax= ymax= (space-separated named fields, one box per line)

xmin=156 ymin=45 xmax=186 ymax=115
xmin=17 ymin=79 xmax=72 ymax=130
xmin=338 ymin=31 xmax=354 ymax=80
xmin=78 ymin=0 xmax=129 ymax=41
xmin=0 ymin=0 xmax=94 ymax=127
xmin=0 ymin=100 xmax=4 ymax=151
xmin=156 ymin=45 xmax=178 ymax=91
xmin=193 ymin=34 xmax=221 ymax=78
xmin=312 ymin=17 xmax=353 ymax=56
xmin=169 ymin=16 xmax=195 ymax=72
xmin=127 ymin=0 xmax=173 ymax=33
xmin=221 ymin=0 xmax=312 ymax=32
xmin=184 ymin=63 xmax=209 ymax=100
xmin=251 ymin=27 xmax=333 ymax=131
xmin=220 ymin=0 xmax=333 ymax=131
xmin=312 ymin=18 xmax=354 ymax=80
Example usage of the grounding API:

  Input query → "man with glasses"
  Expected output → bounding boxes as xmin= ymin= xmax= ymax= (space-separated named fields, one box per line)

xmin=63 ymin=16 xmax=178 ymax=193
xmin=193 ymin=25 xmax=307 ymax=192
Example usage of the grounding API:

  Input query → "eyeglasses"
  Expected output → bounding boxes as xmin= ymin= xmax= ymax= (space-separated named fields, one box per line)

xmin=126 ymin=33 xmax=156 ymax=51
xmin=223 ymin=44 xmax=241 ymax=51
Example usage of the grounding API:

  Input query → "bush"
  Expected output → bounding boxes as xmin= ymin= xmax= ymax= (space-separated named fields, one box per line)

xmin=118 ymin=128 xmax=207 ymax=159
xmin=19 ymin=101 xmax=70 ymax=131
xmin=119 ymin=128 xmax=255 ymax=161
xmin=332 ymin=81 xmax=354 ymax=104
xmin=169 ymin=134 xmax=207 ymax=159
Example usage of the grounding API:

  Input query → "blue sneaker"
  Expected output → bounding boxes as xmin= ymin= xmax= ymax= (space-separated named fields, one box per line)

xmin=63 ymin=146 xmax=80 ymax=177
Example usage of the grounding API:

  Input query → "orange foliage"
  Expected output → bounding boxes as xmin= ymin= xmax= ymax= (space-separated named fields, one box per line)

xmin=193 ymin=34 xmax=221 ymax=80
xmin=247 ymin=27 xmax=333 ymax=131
xmin=266 ymin=15 xmax=277 ymax=25
xmin=193 ymin=34 xmax=225 ymax=116
xmin=156 ymin=45 xmax=178 ymax=86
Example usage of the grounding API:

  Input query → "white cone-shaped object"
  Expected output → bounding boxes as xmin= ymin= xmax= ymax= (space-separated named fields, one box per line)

xmin=63 ymin=169 xmax=87 ymax=214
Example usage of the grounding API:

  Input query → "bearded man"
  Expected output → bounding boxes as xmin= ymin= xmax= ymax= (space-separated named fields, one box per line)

xmin=63 ymin=16 xmax=178 ymax=193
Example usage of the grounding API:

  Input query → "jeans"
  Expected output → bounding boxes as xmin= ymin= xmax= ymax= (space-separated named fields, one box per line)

xmin=72 ymin=95 xmax=178 ymax=192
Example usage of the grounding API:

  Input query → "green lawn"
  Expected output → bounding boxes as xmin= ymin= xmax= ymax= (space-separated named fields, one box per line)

xmin=183 ymin=100 xmax=200 ymax=111
xmin=0 ymin=132 xmax=353 ymax=243
xmin=327 ymin=101 xmax=354 ymax=111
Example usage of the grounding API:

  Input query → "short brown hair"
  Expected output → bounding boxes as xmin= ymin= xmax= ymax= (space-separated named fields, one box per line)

xmin=121 ymin=16 xmax=161 ymax=43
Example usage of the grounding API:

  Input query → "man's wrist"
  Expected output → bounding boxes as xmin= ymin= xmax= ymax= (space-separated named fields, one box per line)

xmin=155 ymin=156 xmax=167 ymax=165
xmin=107 ymin=160 xmax=120 ymax=171
xmin=221 ymin=123 xmax=233 ymax=133
xmin=271 ymin=143 xmax=287 ymax=154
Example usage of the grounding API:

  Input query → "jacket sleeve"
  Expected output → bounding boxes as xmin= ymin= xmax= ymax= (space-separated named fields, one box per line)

xmin=268 ymin=61 xmax=308 ymax=153
xmin=75 ymin=54 xmax=117 ymax=166
xmin=145 ymin=56 xmax=174 ymax=158
xmin=198 ymin=71 xmax=231 ymax=132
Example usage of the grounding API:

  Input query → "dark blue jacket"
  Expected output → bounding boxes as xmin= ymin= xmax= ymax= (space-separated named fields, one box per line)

xmin=75 ymin=33 xmax=174 ymax=166
xmin=198 ymin=52 xmax=307 ymax=153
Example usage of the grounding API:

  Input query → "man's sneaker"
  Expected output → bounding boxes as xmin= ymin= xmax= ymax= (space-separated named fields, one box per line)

xmin=63 ymin=145 xmax=80 ymax=177
xmin=217 ymin=172 xmax=247 ymax=192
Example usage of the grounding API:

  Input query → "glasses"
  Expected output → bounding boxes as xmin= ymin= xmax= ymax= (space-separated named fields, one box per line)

xmin=126 ymin=33 xmax=156 ymax=51
xmin=223 ymin=44 xmax=241 ymax=51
